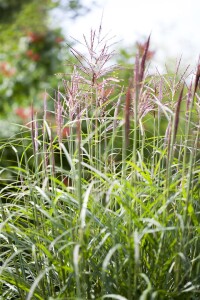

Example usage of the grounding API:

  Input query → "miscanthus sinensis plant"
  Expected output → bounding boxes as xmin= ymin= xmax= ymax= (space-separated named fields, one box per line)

xmin=0 ymin=26 xmax=200 ymax=299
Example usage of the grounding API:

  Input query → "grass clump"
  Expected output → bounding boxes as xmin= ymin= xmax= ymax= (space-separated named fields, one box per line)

xmin=0 ymin=27 xmax=200 ymax=299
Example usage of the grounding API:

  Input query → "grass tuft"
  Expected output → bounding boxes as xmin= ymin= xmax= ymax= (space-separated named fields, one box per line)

xmin=0 ymin=28 xmax=200 ymax=299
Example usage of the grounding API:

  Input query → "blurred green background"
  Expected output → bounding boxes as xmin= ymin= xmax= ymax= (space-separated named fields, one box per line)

xmin=0 ymin=0 xmax=92 ymax=136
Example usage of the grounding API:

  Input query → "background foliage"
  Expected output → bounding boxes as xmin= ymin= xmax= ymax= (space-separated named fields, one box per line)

xmin=0 ymin=0 xmax=90 ymax=131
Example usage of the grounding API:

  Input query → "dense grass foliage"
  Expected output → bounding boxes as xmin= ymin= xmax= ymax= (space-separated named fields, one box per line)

xmin=0 ymin=29 xmax=200 ymax=299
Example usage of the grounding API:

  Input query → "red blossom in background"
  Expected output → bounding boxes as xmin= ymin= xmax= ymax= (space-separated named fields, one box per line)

xmin=0 ymin=62 xmax=16 ymax=77
xmin=27 ymin=32 xmax=44 ymax=43
xmin=26 ymin=49 xmax=34 ymax=57
xmin=137 ymin=41 xmax=155 ymax=60
xmin=31 ymin=53 xmax=40 ymax=61
xmin=55 ymin=37 xmax=64 ymax=44
xmin=15 ymin=106 xmax=35 ymax=121
xmin=26 ymin=50 xmax=40 ymax=61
